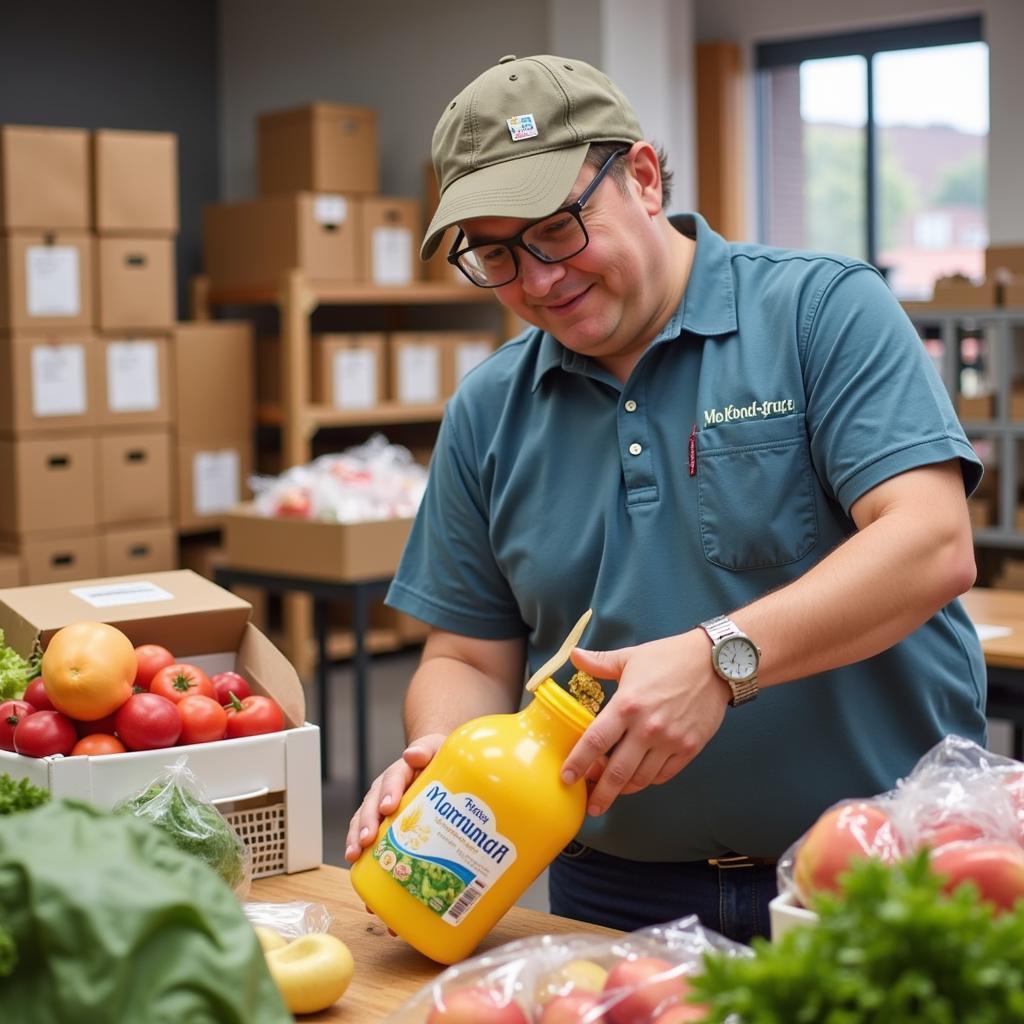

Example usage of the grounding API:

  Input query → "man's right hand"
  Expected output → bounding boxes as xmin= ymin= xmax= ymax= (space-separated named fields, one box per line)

xmin=344 ymin=732 xmax=446 ymax=863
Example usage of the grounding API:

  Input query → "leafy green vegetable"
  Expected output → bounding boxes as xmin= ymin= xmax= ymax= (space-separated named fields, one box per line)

xmin=691 ymin=851 xmax=1024 ymax=1023
xmin=0 ymin=629 xmax=38 ymax=701
xmin=116 ymin=781 xmax=247 ymax=892
xmin=0 ymin=774 xmax=51 ymax=817
xmin=0 ymin=920 xmax=15 ymax=978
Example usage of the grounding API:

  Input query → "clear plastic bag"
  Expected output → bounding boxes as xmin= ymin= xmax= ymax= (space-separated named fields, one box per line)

xmin=381 ymin=915 xmax=751 ymax=1023
xmin=242 ymin=900 xmax=332 ymax=941
xmin=113 ymin=755 xmax=253 ymax=900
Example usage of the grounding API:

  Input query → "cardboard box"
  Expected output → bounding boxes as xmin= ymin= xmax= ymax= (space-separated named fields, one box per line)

xmin=0 ymin=552 xmax=22 ymax=588
xmin=177 ymin=439 xmax=252 ymax=533
xmin=259 ymin=332 xmax=386 ymax=408
xmin=92 ymin=129 xmax=178 ymax=234
xmin=0 ymin=125 xmax=90 ymax=230
xmin=957 ymin=393 xmax=994 ymax=420
xmin=768 ymin=891 xmax=818 ymax=941
xmin=422 ymin=161 xmax=473 ymax=287
xmin=443 ymin=330 xmax=498 ymax=394
xmin=357 ymin=196 xmax=421 ymax=286
xmin=6 ymin=532 xmax=101 ymax=585
xmin=203 ymin=193 xmax=358 ymax=292
xmin=95 ymin=334 xmax=171 ymax=427
xmin=0 ymin=332 xmax=96 ymax=435
xmin=224 ymin=504 xmax=411 ymax=582
xmin=1011 ymin=383 xmax=1024 ymax=420
xmin=0 ymin=435 xmax=97 ymax=536
xmin=930 ymin=276 xmax=999 ymax=309
xmin=259 ymin=103 xmax=379 ymax=196
xmin=1004 ymin=276 xmax=1024 ymax=309
xmin=389 ymin=332 xmax=444 ymax=405
xmin=986 ymin=245 xmax=1024 ymax=278
xmin=172 ymin=322 xmax=254 ymax=442
xmin=967 ymin=496 xmax=993 ymax=529
xmin=0 ymin=231 xmax=93 ymax=331
xmin=97 ymin=429 xmax=173 ymax=525
xmin=100 ymin=522 xmax=176 ymax=576
xmin=96 ymin=236 xmax=175 ymax=330
xmin=0 ymin=570 xmax=322 ymax=875
xmin=178 ymin=534 xmax=267 ymax=631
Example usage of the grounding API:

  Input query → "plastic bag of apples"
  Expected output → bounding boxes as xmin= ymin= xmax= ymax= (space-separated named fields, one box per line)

xmin=778 ymin=734 xmax=1024 ymax=913
xmin=382 ymin=916 xmax=751 ymax=1024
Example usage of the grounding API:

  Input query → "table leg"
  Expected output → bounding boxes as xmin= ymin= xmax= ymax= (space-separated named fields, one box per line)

xmin=313 ymin=598 xmax=330 ymax=780
xmin=353 ymin=585 xmax=371 ymax=802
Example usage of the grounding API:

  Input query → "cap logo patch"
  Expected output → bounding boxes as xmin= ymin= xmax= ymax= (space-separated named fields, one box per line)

xmin=506 ymin=114 xmax=538 ymax=141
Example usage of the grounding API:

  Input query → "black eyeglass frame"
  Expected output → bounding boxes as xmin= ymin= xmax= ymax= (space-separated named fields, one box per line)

xmin=445 ymin=147 xmax=629 ymax=288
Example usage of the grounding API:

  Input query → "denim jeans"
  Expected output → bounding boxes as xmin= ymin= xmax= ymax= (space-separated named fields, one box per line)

xmin=548 ymin=841 xmax=777 ymax=945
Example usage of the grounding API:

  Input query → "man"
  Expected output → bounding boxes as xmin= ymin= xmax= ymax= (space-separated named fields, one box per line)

xmin=345 ymin=54 xmax=986 ymax=944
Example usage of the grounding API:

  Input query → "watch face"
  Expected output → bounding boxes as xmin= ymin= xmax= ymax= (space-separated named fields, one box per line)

xmin=716 ymin=637 xmax=758 ymax=681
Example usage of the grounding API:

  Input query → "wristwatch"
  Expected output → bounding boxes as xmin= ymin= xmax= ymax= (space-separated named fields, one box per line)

xmin=699 ymin=615 xmax=761 ymax=707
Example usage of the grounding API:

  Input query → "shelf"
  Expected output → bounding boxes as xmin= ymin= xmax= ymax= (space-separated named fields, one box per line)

xmin=256 ymin=401 xmax=446 ymax=429
xmin=207 ymin=280 xmax=494 ymax=308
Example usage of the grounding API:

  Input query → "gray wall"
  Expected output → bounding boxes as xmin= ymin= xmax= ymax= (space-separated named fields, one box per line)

xmin=0 ymin=3 xmax=220 ymax=318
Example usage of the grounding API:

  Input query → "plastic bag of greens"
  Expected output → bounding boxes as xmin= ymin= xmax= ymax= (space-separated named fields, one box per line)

xmin=114 ymin=755 xmax=252 ymax=899
xmin=0 ymin=799 xmax=290 ymax=1024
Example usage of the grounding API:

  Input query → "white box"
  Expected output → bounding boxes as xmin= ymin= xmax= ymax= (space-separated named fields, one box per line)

xmin=768 ymin=890 xmax=819 ymax=941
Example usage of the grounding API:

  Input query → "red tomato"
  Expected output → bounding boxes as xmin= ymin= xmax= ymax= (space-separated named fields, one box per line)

xmin=150 ymin=663 xmax=215 ymax=704
xmin=211 ymin=670 xmax=252 ymax=705
xmin=22 ymin=678 xmax=54 ymax=711
xmin=71 ymin=733 xmax=126 ymax=756
xmin=426 ymin=989 xmax=528 ymax=1024
xmin=133 ymin=644 xmax=175 ymax=690
xmin=178 ymin=694 xmax=228 ymax=745
xmin=225 ymin=694 xmax=285 ymax=738
xmin=74 ymin=712 xmax=120 ymax=738
xmin=0 ymin=699 xmax=36 ymax=752
xmin=13 ymin=710 xmax=77 ymax=758
xmin=115 ymin=693 xmax=182 ymax=751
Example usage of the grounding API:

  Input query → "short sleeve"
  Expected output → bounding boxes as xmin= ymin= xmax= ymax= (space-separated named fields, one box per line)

xmin=801 ymin=265 xmax=982 ymax=512
xmin=385 ymin=404 xmax=527 ymax=639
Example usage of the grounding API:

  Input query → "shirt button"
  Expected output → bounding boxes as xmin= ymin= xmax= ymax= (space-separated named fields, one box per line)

xmin=628 ymin=442 xmax=642 ymax=456
xmin=624 ymin=399 xmax=637 ymax=412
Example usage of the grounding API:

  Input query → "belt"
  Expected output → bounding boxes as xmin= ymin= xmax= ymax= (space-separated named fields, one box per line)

xmin=706 ymin=853 xmax=778 ymax=869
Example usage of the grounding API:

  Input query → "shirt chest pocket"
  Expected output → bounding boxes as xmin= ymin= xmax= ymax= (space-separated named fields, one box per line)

xmin=696 ymin=412 xmax=818 ymax=571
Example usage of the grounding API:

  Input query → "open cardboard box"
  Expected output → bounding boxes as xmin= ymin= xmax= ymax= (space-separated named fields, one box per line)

xmin=768 ymin=890 xmax=819 ymax=941
xmin=0 ymin=569 xmax=321 ymax=875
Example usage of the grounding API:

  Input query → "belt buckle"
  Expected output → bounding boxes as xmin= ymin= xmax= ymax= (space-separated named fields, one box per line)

xmin=707 ymin=853 xmax=757 ymax=870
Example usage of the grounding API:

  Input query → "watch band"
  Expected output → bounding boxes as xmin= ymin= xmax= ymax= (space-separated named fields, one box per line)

xmin=699 ymin=615 xmax=760 ymax=707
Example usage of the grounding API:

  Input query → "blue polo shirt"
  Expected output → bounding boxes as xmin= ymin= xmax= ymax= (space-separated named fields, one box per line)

xmin=386 ymin=212 xmax=986 ymax=862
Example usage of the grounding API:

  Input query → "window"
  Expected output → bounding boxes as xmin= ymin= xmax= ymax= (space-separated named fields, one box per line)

xmin=756 ymin=18 xmax=988 ymax=300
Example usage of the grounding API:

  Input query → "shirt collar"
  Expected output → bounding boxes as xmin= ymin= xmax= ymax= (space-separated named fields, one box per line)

xmin=530 ymin=212 xmax=738 ymax=392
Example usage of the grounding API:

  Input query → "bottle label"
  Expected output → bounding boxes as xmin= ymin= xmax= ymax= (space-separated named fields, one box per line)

xmin=373 ymin=783 xmax=517 ymax=925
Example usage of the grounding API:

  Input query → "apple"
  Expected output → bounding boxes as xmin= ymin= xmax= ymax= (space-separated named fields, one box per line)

xmin=536 ymin=958 xmax=609 ymax=1004
xmin=426 ymin=988 xmax=529 ymax=1024
xmin=603 ymin=956 xmax=687 ymax=1024
xmin=793 ymin=801 xmax=902 ymax=901
xmin=930 ymin=841 xmax=1024 ymax=914
xmin=913 ymin=818 xmax=985 ymax=850
xmin=537 ymin=991 xmax=607 ymax=1023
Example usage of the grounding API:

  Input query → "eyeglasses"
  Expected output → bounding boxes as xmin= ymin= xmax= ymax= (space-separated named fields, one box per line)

xmin=447 ymin=148 xmax=628 ymax=288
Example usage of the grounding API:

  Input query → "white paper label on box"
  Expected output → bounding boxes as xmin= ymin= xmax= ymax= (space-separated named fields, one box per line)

xmin=193 ymin=449 xmax=240 ymax=516
xmin=314 ymin=194 xmax=348 ymax=226
xmin=398 ymin=345 xmax=440 ymax=404
xmin=372 ymin=226 xmax=413 ymax=285
xmin=26 ymin=246 xmax=81 ymax=317
xmin=71 ymin=581 xmax=175 ymax=608
xmin=332 ymin=349 xmax=377 ymax=409
xmin=107 ymin=340 xmax=160 ymax=413
xmin=454 ymin=341 xmax=493 ymax=385
xmin=30 ymin=343 xmax=87 ymax=417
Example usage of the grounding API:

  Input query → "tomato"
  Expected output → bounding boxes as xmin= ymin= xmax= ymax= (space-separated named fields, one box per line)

xmin=0 ymin=700 xmax=36 ymax=752
xmin=13 ymin=710 xmax=77 ymax=758
xmin=133 ymin=644 xmax=175 ymax=690
xmin=115 ymin=692 xmax=182 ymax=750
xmin=426 ymin=989 xmax=528 ymax=1024
xmin=225 ymin=694 xmax=285 ymax=738
xmin=22 ymin=677 xmax=54 ymax=711
xmin=74 ymin=712 xmax=119 ymax=738
xmin=71 ymin=733 xmax=126 ymax=756
xmin=178 ymin=694 xmax=228 ymax=744
xmin=41 ymin=621 xmax=136 ymax=721
xmin=150 ymin=663 xmax=215 ymax=704
xmin=211 ymin=670 xmax=252 ymax=705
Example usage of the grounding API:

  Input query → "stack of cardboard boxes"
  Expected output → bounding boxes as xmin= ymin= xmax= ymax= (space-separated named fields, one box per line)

xmin=0 ymin=125 xmax=178 ymax=584
xmin=930 ymin=244 xmax=1024 ymax=309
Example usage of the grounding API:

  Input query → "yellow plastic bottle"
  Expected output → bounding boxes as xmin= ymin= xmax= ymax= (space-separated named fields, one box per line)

xmin=349 ymin=678 xmax=593 ymax=964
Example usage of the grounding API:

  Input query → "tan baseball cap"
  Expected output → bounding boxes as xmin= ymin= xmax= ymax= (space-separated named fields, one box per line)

xmin=422 ymin=54 xmax=644 ymax=259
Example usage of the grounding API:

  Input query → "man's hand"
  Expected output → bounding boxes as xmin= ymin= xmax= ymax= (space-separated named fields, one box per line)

xmin=561 ymin=631 xmax=730 ymax=816
xmin=344 ymin=732 xmax=446 ymax=863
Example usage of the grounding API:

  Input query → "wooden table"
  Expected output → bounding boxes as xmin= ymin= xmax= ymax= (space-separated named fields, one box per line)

xmin=961 ymin=587 xmax=1024 ymax=756
xmin=251 ymin=864 xmax=618 ymax=1021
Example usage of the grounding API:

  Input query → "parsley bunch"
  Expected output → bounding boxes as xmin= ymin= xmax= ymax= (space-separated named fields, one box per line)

xmin=691 ymin=851 xmax=1024 ymax=1023
xmin=0 ymin=774 xmax=51 ymax=817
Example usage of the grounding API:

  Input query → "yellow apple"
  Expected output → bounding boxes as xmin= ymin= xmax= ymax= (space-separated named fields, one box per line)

xmin=265 ymin=932 xmax=355 ymax=1014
